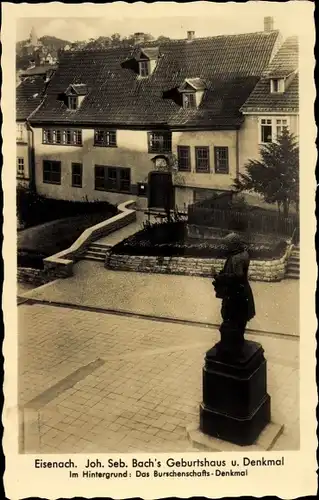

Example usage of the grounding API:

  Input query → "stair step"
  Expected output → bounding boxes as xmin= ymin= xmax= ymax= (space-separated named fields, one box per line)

xmin=289 ymin=259 xmax=299 ymax=265
xmin=86 ymin=253 xmax=105 ymax=258
xmin=286 ymin=274 xmax=299 ymax=280
xmin=87 ymin=247 xmax=107 ymax=254
xmin=286 ymin=268 xmax=299 ymax=274
xmin=84 ymin=255 xmax=105 ymax=262
xmin=91 ymin=243 xmax=112 ymax=249
xmin=287 ymin=262 xmax=299 ymax=269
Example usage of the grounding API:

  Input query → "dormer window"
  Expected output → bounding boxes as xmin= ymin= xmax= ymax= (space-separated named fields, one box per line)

xmin=183 ymin=92 xmax=196 ymax=109
xmin=178 ymin=78 xmax=206 ymax=109
xmin=68 ymin=96 xmax=78 ymax=110
xmin=65 ymin=83 xmax=88 ymax=110
xmin=135 ymin=47 xmax=159 ymax=77
xmin=139 ymin=60 xmax=150 ymax=77
xmin=270 ymin=78 xmax=284 ymax=94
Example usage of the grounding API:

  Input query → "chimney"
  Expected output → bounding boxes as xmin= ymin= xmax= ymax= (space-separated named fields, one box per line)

xmin=264 ymin=16 xmax=274 ymax=32
xmin=134 ymin=32 xmax=145 ymax=45
xmin=187 ymin=31 xmax=195 ymax=41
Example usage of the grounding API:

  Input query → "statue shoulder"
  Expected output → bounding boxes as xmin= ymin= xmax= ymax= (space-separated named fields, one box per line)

xmin=232 ymin=250 xmax=250 ymax=264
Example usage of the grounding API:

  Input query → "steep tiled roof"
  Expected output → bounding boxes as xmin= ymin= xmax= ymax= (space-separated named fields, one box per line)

xmin=16 ymin=75 xmax=47 ymax=120
xmin=20 ymin=64 xmax=57 ymax=76
xmin=241 ymin=36 xmax=299 ymax=113
xmin=30 ymin=30 xmax=280 ymax=128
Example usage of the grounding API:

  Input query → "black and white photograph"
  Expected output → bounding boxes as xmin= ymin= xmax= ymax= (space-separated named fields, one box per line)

xmin=2 ymin=1 xmax=316 ymax=498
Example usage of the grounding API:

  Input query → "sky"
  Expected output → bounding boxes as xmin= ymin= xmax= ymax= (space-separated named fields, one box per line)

xmin=16 ymin=2 xmax=306 ymax=43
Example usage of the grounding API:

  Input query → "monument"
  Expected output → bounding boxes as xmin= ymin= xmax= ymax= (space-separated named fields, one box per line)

xmin=200 ymin=233 xmax=271 ymax=446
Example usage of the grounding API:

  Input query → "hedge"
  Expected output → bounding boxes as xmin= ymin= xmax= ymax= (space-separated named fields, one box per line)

xmin=111 ymin=222 xmax=288 ymax=260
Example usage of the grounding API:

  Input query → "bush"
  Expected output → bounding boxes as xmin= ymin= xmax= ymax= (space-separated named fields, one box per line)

xmin=17 ymin=186 xmax=117 ymax=228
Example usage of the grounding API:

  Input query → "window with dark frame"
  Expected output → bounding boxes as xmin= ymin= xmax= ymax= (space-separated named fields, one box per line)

xmin=139 ymin=61 xmax=150 ymax=77
xmin=214 ymin=147 xmax=229 ymax=174
xmin=195 ymin=146 xmax=210 ymax=173
xmin=94 ymin=165 xmax=131 ymax=193
xmin=107 ymin=167 xmax=118 ymax=190
xmin=43 ymin=160 xmax=61 ymax=184
xmin=148 ymin=131 xmax=172 ymax=153
xmin=94 ymin=165 xmax=107 ymax=191
xmin=183 ymin=93 xmax=196 ymax=109
xmin=43 ymin=128 xmax=82 ymax=146
xmin=68 ymin=96 xmax=78 ymax=110
xmin=17 ymin=157 xmax=25 ymax=178
xmin=71 ymin=163 xmax=82 ymax=187
xmin=177 ymin=146 xmax=191 ymax=171
xmin=119 ymin=169 xmax=131 ymax=192
xmin=272 ymin=79 xmax=279 ymax=92
xmin=94 ymin=129 xmax=117 ymax=147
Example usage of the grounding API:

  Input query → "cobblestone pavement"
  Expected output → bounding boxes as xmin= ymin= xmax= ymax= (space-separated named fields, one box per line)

xmin=22 ymin=261 xmax=299 ymax=336
xmin=19 ymin=303 xmax=299 ymax=454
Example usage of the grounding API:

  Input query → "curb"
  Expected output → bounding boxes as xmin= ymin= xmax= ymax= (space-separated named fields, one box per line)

xmin=18 ymin=297 xmax=299 ymax=341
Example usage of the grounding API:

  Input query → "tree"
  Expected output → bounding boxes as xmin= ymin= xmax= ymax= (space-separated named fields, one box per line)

xmin=234 ymin=129 xmax=299 ymax=217
xmin=156 ymin=35 xmax=171 ymax=43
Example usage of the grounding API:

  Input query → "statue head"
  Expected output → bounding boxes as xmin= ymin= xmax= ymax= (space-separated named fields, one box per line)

xmin=224 ymin=232 xmax=245 ymax=254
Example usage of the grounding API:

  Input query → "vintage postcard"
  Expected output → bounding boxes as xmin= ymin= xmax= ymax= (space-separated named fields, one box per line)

xmin=2 ymin=1 xmax=317 ymax=498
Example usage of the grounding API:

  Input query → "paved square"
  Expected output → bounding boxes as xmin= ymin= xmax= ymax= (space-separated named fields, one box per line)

xmin=19 ymin=303 xmax=299 ymax=454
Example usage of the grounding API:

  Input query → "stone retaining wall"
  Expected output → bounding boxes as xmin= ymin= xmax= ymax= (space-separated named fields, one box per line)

xmin=17 ymin=266 xmax=68 ymax=286
xmin=106 ymin=244 xmax=292 ymax=282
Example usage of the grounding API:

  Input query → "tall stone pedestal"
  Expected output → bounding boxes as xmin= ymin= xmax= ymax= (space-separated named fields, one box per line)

xmin=200 ymin=339 xmax=271 ymax=446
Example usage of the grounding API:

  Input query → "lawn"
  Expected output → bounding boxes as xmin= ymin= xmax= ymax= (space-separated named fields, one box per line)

xmin=17 ymin=186 xmax=117 ymax=229
xmin=110 ymin=221 xmax=288 ymax=260
xmin=18 ymin=211 xmax=114 ymax=268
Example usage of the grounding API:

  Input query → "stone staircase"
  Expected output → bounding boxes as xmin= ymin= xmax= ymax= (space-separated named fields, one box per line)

xmin=83 ymin=242 xmax=111 ymax=262
xmin=285 ymin=244 xmax=299 ymax=279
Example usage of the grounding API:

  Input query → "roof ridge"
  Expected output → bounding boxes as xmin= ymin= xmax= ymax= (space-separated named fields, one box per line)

xmin=61 ymin=29 xmax=281 ymax=55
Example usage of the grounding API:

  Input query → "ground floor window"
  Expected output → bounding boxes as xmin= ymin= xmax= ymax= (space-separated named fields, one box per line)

xmin=94 ymin=165 xmax=131 ymax=193
xmin=259 ymin=117 xmax=290 ymax=144
xmin=214 ymin=147 xmax=229 ymax=174
xmin=43 ymin=160 xmax=61 ymax=184
xmin=275 ymin=118 xmax=289 ymax=138
xmin=17 ymin=157 xmax=25 ymax=178
xmin=71 ymin=163 xmax=82 ymax=187
xmin=195 ymin=146 xmax=210 ymax=173
xmin=260 ymin=118 xmax=273 ymax=143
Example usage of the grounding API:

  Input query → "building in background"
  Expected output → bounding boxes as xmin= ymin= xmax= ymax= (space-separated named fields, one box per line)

xmin=19 ymin=17 xmax=298 ymax=211
xmin=16 ymin=66 xmax=56 ymax=188
xmin=240 ymin=32 xmax=299 ymax=167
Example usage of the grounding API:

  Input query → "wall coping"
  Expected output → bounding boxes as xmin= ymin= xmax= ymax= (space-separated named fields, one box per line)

xmin=44 ymin=200 xmax=136 ymax=268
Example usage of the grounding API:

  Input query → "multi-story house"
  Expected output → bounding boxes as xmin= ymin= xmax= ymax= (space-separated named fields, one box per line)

xmin=24 ymin=17 xmax=298 ymax=211
xmin=240 ymin=33 xmax=299 ymax=167
xmin=16 ymin=66 xmax=56 ymax=187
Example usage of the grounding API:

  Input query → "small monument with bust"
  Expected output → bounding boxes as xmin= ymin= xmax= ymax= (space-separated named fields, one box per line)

xmin=200 ymin=233 xmax=271 ymax=446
